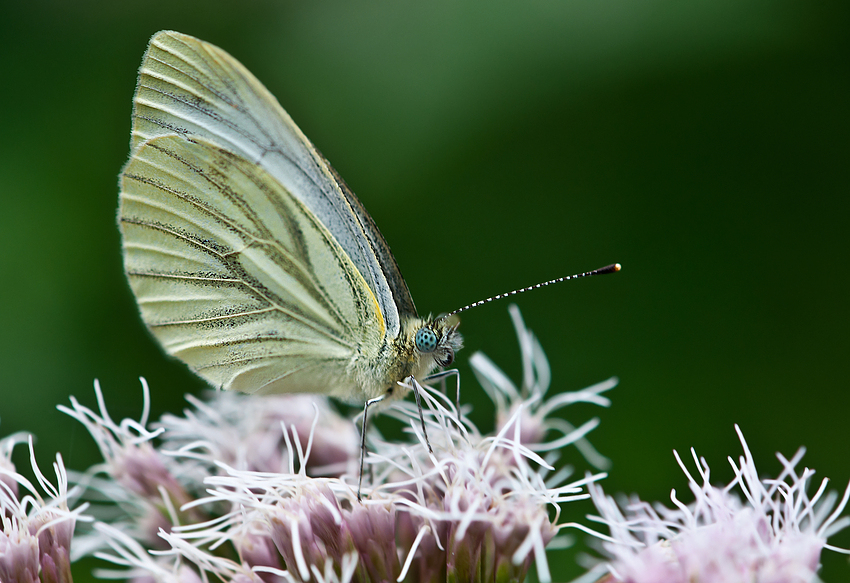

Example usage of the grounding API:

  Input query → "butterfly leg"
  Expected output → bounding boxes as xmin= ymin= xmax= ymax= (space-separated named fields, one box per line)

xmin=358 ymin=394 xmax=385 ymax=502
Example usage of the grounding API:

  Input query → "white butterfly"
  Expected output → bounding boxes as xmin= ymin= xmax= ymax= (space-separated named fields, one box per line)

xmin=120 ymin=31 xmax=462 ymax=411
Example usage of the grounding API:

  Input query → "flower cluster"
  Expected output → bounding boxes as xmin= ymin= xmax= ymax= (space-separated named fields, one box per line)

xmin=0 ymin=430 xmax=89 ymax=583
xmin=3 ymin=306 xmax=848 ymax=582
xmin=579 ymin=425 xmax=850 ymax=583
xmin=63 ymin=306 xmax=612 ymax=583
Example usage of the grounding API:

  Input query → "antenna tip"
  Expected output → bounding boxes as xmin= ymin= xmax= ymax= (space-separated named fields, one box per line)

xmin=595 ymin=263 xmax=621 ymax=275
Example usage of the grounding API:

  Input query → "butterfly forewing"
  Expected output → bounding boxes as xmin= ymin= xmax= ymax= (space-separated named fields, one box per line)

xmin=120 ymin=132 xmax=385 ymax=398
xmin=129 ymin=30 xmax=413 ymax=338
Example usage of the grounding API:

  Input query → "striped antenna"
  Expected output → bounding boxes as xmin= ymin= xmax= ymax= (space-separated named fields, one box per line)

xmin=442 ymin=263 xmax=621 ymax=319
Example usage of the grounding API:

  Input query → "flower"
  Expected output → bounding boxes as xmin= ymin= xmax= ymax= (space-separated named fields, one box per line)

xmin=0 ymin=432 xmax=89 ymax=583
xmin=156 ymin=391 xmax=359 ymax=478
xmin=66 ymin=306 xmax=612 ymax=583
xmin=59 ymin=380 xmax=196 ymax=551
xmin=579 ymin=425 xmax=850 ymax=583
xmin=469 ymin=304 xmax=616 ymax=471
xmin=121 ymin=383 xmax=602 ymax=583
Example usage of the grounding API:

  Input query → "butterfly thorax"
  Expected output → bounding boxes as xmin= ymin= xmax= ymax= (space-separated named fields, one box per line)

xmin=349 ymin=316 xmax=463 ymax=403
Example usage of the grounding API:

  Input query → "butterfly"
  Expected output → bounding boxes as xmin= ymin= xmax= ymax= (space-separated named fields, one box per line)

xmin=119 ymin=30 xmax=461 ymax=404
xmin=119 ymin=31 xmax=619 ymax=496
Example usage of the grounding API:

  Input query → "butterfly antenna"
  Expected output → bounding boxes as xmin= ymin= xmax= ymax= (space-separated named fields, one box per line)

xmin=443 ymin=263 xmax=621 ymax=319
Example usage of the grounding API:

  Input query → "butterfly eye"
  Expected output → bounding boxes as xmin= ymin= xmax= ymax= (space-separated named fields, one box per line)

xmin=415 ymin=328 xmax=438 ymax=353
xmin=436 ymin=349 xmax=454 ymax=368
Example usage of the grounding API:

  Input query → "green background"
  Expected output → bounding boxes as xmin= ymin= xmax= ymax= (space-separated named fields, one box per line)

xmin=1 ymin=1 xmax=848 ymax=580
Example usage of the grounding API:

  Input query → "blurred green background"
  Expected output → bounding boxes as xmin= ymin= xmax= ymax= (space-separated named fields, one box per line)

xmin=1 ymin=0 xmax=848 ymax=580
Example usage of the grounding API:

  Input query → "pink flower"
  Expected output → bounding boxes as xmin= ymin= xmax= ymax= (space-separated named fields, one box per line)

xmin=68 ymin=308 xmax=611 ymax=583
xmin=583 ymin=426 xmax=850 ymax=583
xmin=0 ymin=434 xmax=87 ymax=583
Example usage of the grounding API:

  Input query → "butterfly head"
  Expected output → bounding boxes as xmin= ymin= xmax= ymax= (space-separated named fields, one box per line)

xmin=414 ymin=316 xmax=463 ymax=369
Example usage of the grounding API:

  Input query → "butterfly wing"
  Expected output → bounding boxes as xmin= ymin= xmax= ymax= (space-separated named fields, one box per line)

xmin=120 ymin=133 xmax=387 ymax=398
xmin=129 ymin=30 xmax=417 ymax=337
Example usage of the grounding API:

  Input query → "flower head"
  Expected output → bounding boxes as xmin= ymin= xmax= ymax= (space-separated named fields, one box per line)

xmin=68 ymin=307 xmax=612 ymax=583
xmin=582 ymin=425 xmax=850 ymax=583
xmin=157 ymin=391 xmax=359 ymax=478
xmin=59 ymin=380 xmax=195 ymax=550
xmin=470 ymin=305 xmax=615 ymax=471
xmin=139 ymin=381 xmax=598 ymax=583
xmin=0 ymin=432 xmax=88 ymax=583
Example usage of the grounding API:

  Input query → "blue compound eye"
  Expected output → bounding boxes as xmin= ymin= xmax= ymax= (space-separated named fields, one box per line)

xmin=415 ymin=328 xmax=438 ymax=353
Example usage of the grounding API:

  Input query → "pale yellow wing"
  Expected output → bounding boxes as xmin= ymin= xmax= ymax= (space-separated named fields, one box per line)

xmin=120 ymin=134 xmax=384 ymax=399
xmin=130 ymin=30 xmax=416 ymax=338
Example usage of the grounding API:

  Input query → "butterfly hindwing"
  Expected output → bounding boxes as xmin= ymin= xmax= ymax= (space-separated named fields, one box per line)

xmin=120 ymin=133 xmax=385 ymax=398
